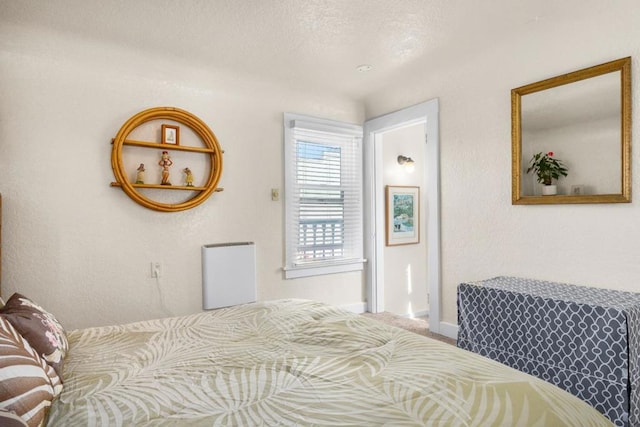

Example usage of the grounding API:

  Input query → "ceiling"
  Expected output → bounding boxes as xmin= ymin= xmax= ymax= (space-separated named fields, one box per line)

xmin=1 ymin=0 xmax=605 ymax=100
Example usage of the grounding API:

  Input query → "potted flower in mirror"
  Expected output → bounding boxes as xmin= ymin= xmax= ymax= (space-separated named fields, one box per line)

xmin=526 ymin=151 xmax=568 ymax=195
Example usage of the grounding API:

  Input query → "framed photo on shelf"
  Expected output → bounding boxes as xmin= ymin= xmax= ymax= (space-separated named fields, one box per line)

xmin=161 ymin=124 xmax=180 ymax=145
xmin=386 ymin=185 xmax=420 ymax=246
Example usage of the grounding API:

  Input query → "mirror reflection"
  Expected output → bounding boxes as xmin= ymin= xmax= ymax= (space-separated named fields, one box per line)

xmin=512 ymin=57 xmax=631 ymax=205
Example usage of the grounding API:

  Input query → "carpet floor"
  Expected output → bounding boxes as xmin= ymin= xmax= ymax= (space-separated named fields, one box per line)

xmin=360 ymin=312 xmax=457 ymax=346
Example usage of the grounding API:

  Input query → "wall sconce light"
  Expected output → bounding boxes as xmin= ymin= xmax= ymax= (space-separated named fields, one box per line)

xmin=397 ymin=155 xmax=415 ymax=172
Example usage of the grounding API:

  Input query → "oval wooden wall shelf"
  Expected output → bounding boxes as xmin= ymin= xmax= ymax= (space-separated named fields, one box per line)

xmin=110 ymin=107 xmax=223 ymax=212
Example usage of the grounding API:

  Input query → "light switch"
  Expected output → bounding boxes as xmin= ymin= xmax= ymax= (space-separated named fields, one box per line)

xmin=271 ymin=188 xmax=280 ymax=201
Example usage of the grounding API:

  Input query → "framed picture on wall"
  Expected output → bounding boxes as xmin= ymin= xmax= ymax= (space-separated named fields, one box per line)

xmin=161 ymin=124 xmax=180 ymax=145
xmin=385 ymin=185 xmax=420 ymax=246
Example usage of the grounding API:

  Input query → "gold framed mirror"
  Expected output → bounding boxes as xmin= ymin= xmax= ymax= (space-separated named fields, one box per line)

xmin=512 ymin=57 xmax=631 ymax=205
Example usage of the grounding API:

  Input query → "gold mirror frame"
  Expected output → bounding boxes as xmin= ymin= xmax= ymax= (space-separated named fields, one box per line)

xmin=512 ymin=57 xmax=631 ymax=205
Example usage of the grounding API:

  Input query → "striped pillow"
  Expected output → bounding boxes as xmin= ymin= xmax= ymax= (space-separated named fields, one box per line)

xmin=0 ymin=409 xmax=28 ymax=426
xmin=0 ymin=316 xmax=62 ymax=427
xmin=0 ymin=294 xmax=68 ymax=378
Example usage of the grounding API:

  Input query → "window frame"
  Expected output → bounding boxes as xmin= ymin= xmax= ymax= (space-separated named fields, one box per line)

xmin=283 ymin=113 xmax=364 ymax=279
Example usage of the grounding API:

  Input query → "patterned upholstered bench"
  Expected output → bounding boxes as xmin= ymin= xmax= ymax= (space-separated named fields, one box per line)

xmin=457 ymin=276 xmax=640 ymax=427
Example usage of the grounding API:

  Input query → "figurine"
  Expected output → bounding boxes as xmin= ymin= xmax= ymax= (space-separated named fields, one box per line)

xmin=135 ymin=163 xmax=145 ymax=184
xmin=158 ymin=151 xmax=173 ymax=185
xmin=183 ymin=167 xmax=194 ymax=187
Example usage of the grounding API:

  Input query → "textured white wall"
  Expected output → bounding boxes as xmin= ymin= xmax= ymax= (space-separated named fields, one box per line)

xmin=0 ymin=24 xmax=364 ymax=329
xmin=364 ymin=2 xmax=640 ymax=325
xmin=3 ymin=3 xmax=640 ymax=331
xmin=381 ymin=124 xmax=428 ymax=316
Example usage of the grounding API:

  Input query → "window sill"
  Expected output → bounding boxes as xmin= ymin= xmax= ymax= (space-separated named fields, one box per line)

xmin=284 ymin=260 xmax=365 ymax=279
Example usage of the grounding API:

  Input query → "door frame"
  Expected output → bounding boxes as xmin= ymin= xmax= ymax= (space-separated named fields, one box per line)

xmin=363 ymin=98 xmax=442 ymax=333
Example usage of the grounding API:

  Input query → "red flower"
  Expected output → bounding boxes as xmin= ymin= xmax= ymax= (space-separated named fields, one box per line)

xmin=548 ymin=151 xmax=554 ymax=156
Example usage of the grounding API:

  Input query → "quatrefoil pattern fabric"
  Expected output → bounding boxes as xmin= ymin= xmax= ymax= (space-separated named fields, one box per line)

xmin=458 ymin=276 xmax=640 ymax=427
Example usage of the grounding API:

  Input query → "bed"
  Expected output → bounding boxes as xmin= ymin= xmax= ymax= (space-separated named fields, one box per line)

xmin=2 ymin=296 xmax=612 ymax=426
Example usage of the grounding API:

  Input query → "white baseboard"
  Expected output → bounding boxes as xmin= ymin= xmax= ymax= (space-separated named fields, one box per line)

xmin=408 ymin=309 xmax=429 ymax=318
xmin=340 ymin=301 xmax=367 ymax=314
xmin=437 ymin=321 xmax=459 ymax=340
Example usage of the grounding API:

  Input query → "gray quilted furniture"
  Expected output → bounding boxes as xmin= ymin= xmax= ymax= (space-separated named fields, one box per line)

xmin=458 ymin=276 xmax=640 ymax=427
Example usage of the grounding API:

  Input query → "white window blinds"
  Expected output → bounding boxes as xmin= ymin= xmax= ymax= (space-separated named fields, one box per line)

xmin=284 ymin=114 xmax=364 ymax=279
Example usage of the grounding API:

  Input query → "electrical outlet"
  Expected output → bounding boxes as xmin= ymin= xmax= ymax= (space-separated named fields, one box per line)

xmin=151 ymin=262 xmax=162 ymax=278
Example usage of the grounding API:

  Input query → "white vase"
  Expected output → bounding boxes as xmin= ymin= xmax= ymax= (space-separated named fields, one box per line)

xmin=542 ymin=184 xmax=557 ymax=195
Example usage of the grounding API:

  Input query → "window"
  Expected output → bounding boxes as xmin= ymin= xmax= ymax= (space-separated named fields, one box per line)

xmin=283 ymin=113 xmax=364 ymax=279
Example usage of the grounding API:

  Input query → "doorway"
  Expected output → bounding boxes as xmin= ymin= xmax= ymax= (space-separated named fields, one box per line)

xmin=363 ymin=99 xmax=441 ymax=333
xmin=381 ymin=123 xmax=428 ymax=319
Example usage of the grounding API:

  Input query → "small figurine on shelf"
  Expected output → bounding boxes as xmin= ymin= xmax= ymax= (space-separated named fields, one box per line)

xmin=183 ymin=167 xmax=194 ymax=187
xmin=159 ymin=151 xmax=173 ymax=185
xmin=135 ymin=163 xmax=145 ymax=184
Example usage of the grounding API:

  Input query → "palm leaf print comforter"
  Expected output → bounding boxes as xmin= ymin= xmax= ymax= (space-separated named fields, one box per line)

xmin=48 ymin=299 xmax=612 ymax=426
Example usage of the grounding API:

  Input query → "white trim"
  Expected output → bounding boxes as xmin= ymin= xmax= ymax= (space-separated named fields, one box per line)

xmin=363 ymin=98 xmax=441 ymax=331
xmin=392 ymin=309 xmax=430 ymax=318
xmin=284 ymin=260 xmax=364 ymax=279
xmin=408 ymin=309 xmax=429 ymax=318
xmin=290 ymin=119 xmax=363 ymax=137
xmin=340 ymin=301 xmax=367 ymax=314
xmin=437 ymin=321 xmax=458 ymax=340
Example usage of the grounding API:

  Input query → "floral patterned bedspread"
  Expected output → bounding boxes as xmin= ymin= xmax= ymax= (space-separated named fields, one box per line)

xmin=48 ymin=299 xmax=611 ymax=426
